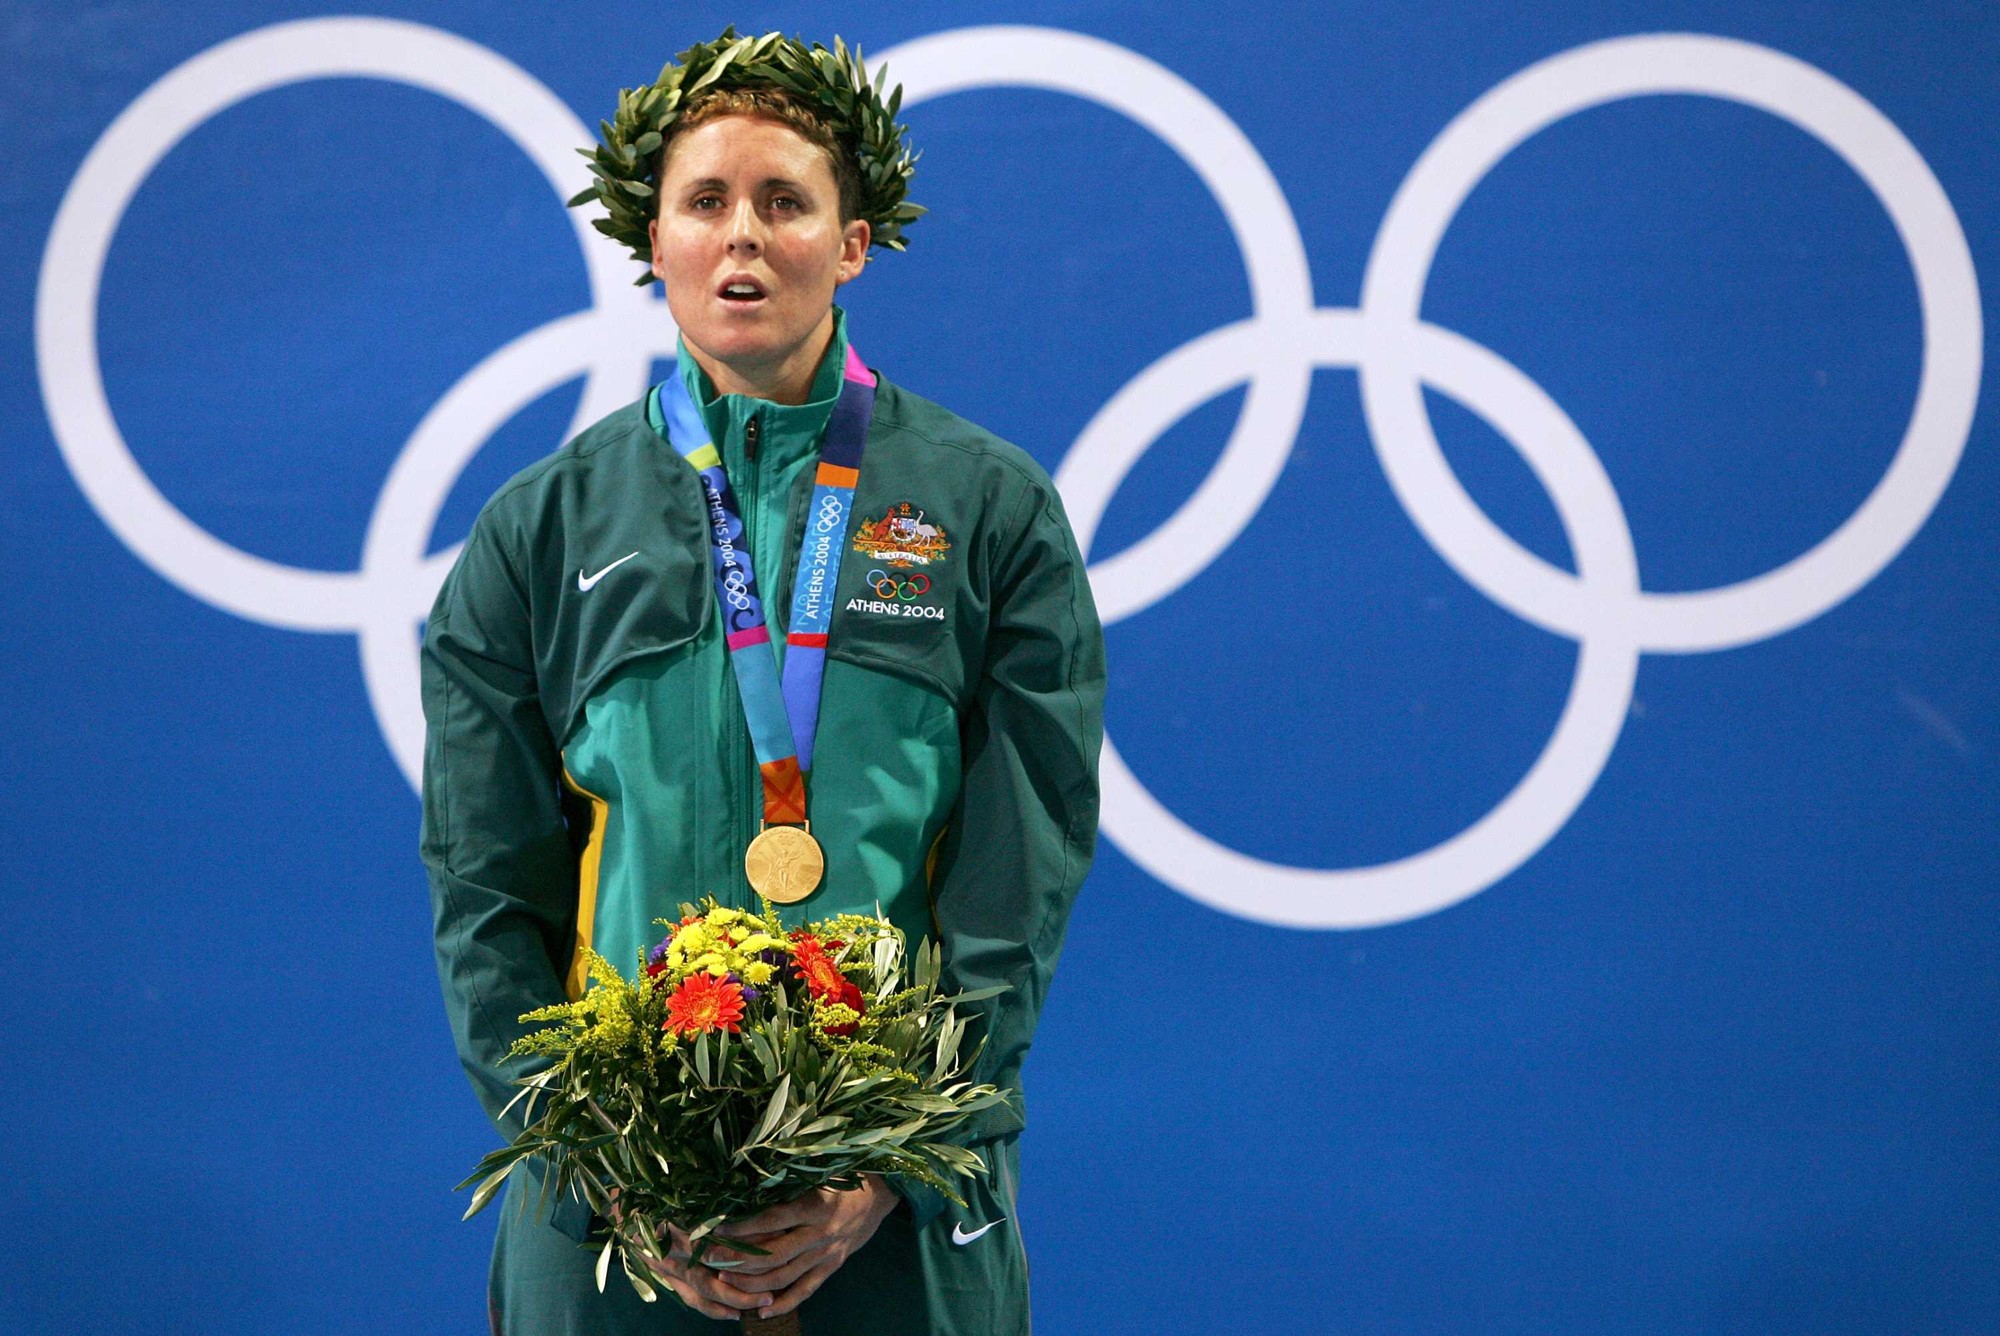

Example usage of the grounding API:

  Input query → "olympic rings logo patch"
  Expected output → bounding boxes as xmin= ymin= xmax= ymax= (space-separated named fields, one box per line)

xmin=36 ymin=20 xmax=1982 ymax=929
xmin=868 ymin=569 xmax=932 ymax=602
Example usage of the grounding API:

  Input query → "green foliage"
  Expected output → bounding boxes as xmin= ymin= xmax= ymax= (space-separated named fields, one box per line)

xmin=456 ymin=906 xmax=1007 ymax=1301
xmin=570 ymin=27 xmax=925 ymax=285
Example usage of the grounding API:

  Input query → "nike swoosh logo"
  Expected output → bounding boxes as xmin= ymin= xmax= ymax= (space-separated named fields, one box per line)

xmin=951 ymin=1219 xmax=1005 ymax=1246
xmin=577 ymin=552 xmax=640 ymax=592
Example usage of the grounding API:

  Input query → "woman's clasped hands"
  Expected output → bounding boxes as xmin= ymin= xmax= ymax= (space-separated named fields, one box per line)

xmin=611 ymin=1176 xmax=899 ymax=1320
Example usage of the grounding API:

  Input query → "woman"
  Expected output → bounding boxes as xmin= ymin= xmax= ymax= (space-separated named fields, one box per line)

xmin=420 ymin=30 xmax=1105 ymax=1335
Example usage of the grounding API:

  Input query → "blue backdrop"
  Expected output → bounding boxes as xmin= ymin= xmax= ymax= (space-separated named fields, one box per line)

xmin=5 ymin=2 xmax=1996 ymax=1332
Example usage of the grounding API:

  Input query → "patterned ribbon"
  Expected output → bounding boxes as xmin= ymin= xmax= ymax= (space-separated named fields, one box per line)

xmin=653 ymin=344 xmax=877 ymax=826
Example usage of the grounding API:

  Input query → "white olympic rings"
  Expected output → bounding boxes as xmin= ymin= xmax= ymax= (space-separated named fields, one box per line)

xmin=37 ymin=21 xmax=1982 ymax=929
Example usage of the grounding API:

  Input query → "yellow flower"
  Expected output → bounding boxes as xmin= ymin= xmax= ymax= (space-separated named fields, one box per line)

xmin=728 ymin=925 xmax=750 ymax=944
xmin=743 ymin=961 xmax=775 ymax=986
xmin=809 ymin=1001 xmax=861 ymax=1041
xmin=576 ymin=993 xmax=636 ymax=1054
xmin=738 ymin=933 xmax=781 ymax=955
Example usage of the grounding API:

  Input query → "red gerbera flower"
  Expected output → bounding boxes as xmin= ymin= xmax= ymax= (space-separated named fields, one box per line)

xmin=789 ymin=932 xmax=867 ymax=1035
xmin=789 ymin=933 xmax=849 ymax=1002
xmin=664 ymin=973 xmax=745 ymax=1035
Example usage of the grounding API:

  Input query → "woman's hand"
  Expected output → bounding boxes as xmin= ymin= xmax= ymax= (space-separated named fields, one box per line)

xmin=607 ymin=1190 xmax=767 ymax=1320
xmin=690 ymin=1175 xmax=900 ymax=1319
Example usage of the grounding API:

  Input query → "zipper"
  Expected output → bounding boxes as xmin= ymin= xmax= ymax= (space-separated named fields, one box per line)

xmin=745 ymin=413 xmax=760 ymax=461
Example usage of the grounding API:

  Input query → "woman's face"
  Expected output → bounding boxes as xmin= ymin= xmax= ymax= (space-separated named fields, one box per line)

xmin=649 ymin=114 xmax=869 ymax=395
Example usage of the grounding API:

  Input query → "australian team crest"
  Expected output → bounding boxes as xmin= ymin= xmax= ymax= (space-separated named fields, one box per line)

xmin=851 ymin=502 xmax=951 ymax=567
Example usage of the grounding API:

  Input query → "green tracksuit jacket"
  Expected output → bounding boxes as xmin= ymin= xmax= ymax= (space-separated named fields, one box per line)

xmin=420 ymin=309 xmax=1106 ymax=1335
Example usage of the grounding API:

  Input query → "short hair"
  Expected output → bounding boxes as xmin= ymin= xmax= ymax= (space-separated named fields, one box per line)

xmin=655 ymin=86 xmax=862 ymax=224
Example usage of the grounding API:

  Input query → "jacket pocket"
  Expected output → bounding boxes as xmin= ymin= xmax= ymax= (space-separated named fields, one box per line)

xmin=540 ymin=468 xmax=712 ymax=745
xmin=828 ymin=554 xmax=973 ymax=707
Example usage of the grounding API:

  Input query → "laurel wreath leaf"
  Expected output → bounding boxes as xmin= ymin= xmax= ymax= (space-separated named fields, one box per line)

xmin=572 ymin=26 xmax=922 ymax=284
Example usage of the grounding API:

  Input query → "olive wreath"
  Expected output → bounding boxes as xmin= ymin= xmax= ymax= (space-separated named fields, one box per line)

xmin=567 ymin=27 xmax=924 ymax=284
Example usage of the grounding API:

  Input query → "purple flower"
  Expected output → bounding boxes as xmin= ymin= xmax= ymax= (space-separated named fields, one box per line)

xmin=740 ymin=986 xmax=761 ymax=1005
xmin=648 ymin=939 xmax=671 ymax=965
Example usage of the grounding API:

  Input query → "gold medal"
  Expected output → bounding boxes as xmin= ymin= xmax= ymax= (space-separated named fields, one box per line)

xmin=744 ymin=823 xmax=824 ymax=904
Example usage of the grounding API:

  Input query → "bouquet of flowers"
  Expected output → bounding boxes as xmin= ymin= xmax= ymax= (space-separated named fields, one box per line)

xmin=458 ymin=897 xmax=1007 ymax=1323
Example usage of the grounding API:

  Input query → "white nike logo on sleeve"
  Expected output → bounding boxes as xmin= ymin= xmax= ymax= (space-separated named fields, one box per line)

xmin=951 ymin=1219 xmax=1004 ymax=1245
xmin=578 ymin=552 xmax=640 ymax=591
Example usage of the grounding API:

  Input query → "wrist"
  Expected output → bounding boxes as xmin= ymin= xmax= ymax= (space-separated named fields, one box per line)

xmin=862 ymin=1174 xmax=898 ymax=1221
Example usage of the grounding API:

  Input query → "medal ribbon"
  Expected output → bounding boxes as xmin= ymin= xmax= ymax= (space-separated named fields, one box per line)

xmin=654 ymin=344 xmax=877 ymax=826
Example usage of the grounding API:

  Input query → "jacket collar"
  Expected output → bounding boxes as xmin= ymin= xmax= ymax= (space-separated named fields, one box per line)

xmin=675 ymin=307 xmax=850 ymax=474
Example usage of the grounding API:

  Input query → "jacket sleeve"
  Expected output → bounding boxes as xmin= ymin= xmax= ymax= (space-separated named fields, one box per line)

xmin=889 ymin=477 xmax=1107 ymax=1228
xmin=420 ymin=504 xmax=594 ymax=1242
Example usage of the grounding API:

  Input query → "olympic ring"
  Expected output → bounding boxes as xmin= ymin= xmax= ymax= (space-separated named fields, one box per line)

xmin=866 ymin=569 xmax=932 ymax=601
xmin=39 ymin=22 xmax=1981 ymax=930
xmin=36 ymin=17 xmax=673 ymax=782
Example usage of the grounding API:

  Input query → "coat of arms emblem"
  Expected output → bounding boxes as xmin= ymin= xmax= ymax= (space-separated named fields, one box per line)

xmin=851 ymin=502 xmax=951 ymax=567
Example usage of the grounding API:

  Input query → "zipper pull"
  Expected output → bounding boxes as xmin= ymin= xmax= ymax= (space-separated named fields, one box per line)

xmin=745 ymin=413 xmax=760 ymax=462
